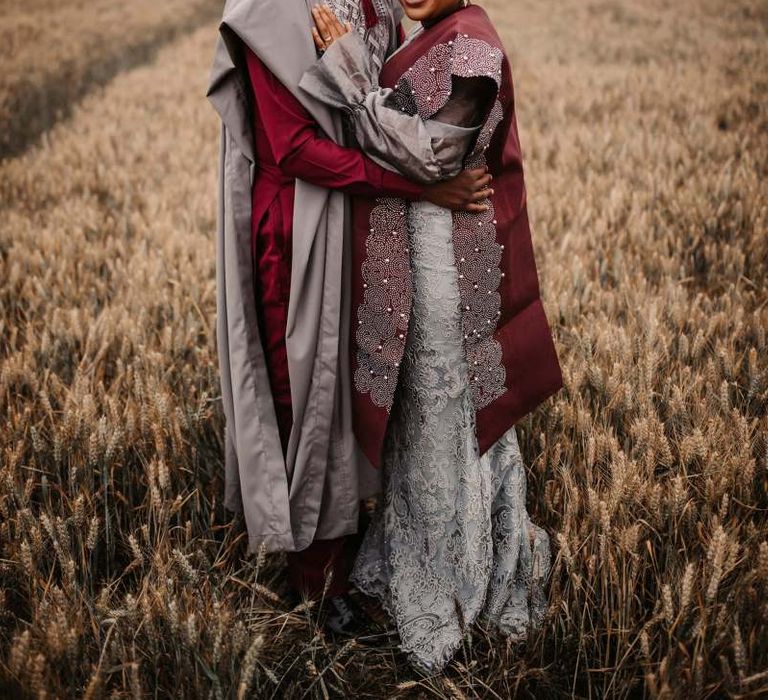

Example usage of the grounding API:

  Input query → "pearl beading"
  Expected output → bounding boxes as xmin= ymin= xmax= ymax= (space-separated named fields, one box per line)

xmin=353 ymin=199 xmax=412 ymax=409
xmin=354 ymin=33 xmax=508 ymax=412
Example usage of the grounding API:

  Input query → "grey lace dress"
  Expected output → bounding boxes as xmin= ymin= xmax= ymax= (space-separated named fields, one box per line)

xmin=350 ymin=195 xmax=552 ymax=673
xmin=300 ymin=26 xmax=553 ymax=673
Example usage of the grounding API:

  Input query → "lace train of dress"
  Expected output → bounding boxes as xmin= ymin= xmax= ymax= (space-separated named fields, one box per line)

xmin=350 ymin=200 xmax=552 ymax=672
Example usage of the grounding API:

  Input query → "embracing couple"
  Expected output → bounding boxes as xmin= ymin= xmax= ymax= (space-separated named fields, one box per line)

xmin=207 ymin=0 xmax=563 ymax=673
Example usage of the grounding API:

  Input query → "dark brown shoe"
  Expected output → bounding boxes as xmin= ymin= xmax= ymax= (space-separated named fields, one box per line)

xmin=321 ymin=593 xmax=370 ymax=637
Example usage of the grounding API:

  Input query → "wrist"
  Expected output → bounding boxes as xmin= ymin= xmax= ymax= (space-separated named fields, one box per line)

xmin=420 ymin=182 xmax=438 ymax=204
xmin=381 ymin=170 xmax=426 ymax=202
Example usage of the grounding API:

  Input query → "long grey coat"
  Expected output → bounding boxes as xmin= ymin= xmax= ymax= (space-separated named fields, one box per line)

xmin=206 ymin=0 xmax=402 ymax=553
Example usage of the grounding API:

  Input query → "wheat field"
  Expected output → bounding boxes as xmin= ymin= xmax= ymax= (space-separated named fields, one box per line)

xmin=0 ymin=0 xmax=220 ymax=158
xmin=0 ymin=0 xmax=766 ymax=697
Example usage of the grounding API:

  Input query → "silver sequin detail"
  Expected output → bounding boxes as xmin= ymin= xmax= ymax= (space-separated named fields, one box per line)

xmin=354 ymin=34 xmax=508 ymax=411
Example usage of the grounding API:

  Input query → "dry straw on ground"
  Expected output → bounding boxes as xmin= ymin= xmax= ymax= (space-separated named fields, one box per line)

xmin=0 ymin=0 xmax=766 ymax=698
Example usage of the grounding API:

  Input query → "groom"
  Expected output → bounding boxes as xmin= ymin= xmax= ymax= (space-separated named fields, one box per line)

xmin=207 ymin=0 xmax=492 ymax=633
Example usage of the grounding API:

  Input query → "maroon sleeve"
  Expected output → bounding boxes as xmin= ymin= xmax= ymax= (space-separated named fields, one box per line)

xmin=245 ymin=49 xmax=424 ymax=201
xmin=397 ymin=22 xmax=406 ymax=47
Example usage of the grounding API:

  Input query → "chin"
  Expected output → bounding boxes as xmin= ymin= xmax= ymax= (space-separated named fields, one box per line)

xmin=399 ymin=0 xmax=447 ymax=21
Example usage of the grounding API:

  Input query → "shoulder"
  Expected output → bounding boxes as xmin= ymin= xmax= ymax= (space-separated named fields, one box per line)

xmin=432 ymin=7 xmax=505 ymax=87
xmin=435 ymin=5 xmax=503 ymax=49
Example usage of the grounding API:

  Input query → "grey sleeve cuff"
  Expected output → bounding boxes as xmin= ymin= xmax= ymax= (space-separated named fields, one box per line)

xmin=299 ymin=32 xmax=477 ymax=183
xmin=299 ymin=31 xmax=378 ymax=113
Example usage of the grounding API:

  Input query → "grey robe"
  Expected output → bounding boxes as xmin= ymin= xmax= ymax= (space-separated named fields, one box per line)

xmin=205 ymin=0 xmax=402 ymax=553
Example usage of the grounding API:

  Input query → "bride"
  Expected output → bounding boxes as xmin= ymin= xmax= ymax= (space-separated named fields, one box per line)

xmin=300 ymin=0 xmax=563 ymax=672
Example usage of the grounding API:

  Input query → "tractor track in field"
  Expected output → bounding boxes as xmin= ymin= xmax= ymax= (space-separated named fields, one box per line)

xmin=1 ymin=0 xmax=222 ymax=161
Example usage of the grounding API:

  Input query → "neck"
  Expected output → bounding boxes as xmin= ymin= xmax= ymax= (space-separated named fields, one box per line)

xmin=422 ymin=2 xmax=464 ymax=29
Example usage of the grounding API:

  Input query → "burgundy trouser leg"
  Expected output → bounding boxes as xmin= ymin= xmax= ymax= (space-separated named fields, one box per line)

xmin=286 ymin=537 xmax=353 ymax=599
xmin=253 ymin=199 xmax=352 ymax=601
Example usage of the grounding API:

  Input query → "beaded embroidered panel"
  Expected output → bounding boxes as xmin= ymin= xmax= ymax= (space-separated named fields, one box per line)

xmin=353 ymin=199 xmax=412 ymax=408
xmin=355 ymin=33 xmax=509 ymax=412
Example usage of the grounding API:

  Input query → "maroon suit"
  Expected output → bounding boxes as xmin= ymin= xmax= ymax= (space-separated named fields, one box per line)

xmin=244 ymin=47 xmax=423 ymax=598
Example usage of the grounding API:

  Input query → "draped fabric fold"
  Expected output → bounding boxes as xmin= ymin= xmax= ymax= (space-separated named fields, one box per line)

xmin=205 ymin=0 xmax=402 ymax=553
xmin=300 ymin=30 xmax=474 ymax=183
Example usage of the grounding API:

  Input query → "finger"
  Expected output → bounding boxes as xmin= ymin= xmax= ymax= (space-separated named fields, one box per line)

xmin=311 ymin=27 xmax=326 ymax=51
xmin=469 ymin=187 xmax=495 ymax=202
xmin=312 ymin=7 xmax=332 ymax=42
xmin=474 ymin=173 xmax=493 ymax=189
xmin=323 ymin=6 xmax=346 ymax=39
xmin=464 ymin=202 xmax=491 ymax=213
xmin=345 ymin=21 xmax=353 ymax=34
xmin=467 ymin=166 xmax=489 ymax=178
xmin=318 ymin=6 xmax=339 ymax=37
xmin=313 ymin=7 xmax=330 ymax=39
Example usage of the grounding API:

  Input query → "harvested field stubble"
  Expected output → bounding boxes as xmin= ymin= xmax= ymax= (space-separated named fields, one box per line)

xmin=0 ymin=0 xmax=222 ymax=158
xmin=0 ymin=0 xmax=767 ymax=698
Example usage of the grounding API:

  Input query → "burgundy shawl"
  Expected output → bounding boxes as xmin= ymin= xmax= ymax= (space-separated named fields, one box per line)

xmin=350 ymin=5 xmax=563 ymax=468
